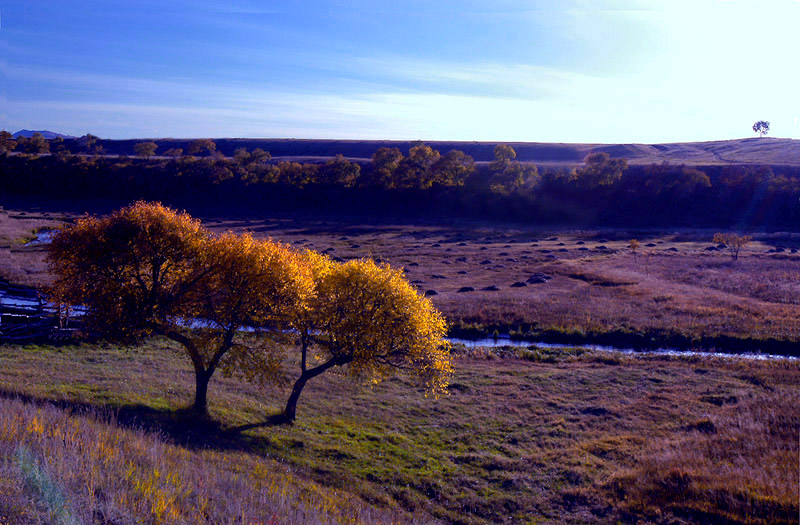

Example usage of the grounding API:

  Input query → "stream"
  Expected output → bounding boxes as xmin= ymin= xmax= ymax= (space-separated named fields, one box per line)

xmin=447 ymin=335 xmax=798 ymax=361
xmin=4 ymin=234 xmax=798 ymax=361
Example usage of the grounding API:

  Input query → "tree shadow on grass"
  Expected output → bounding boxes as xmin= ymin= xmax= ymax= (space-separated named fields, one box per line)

xmin=0 ymin=386 xmax=288 ymax=453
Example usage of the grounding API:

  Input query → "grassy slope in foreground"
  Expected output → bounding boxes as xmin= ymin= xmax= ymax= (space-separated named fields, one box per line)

xmin=0 ymin=341 xmax=797 ymax=524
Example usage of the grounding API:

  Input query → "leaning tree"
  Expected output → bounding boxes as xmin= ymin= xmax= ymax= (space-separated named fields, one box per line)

xmin=278 ymin=255 xmax=452 ymax=422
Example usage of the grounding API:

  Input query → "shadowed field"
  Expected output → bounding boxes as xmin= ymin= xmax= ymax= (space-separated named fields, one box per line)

xmin=0 ymin=341 xmax=797 ymax=524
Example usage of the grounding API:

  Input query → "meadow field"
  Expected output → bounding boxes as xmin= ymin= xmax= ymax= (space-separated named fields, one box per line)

xmin=0 ymin=341 xmax=797 ymax=524
xmin=1 ymin=204 xmax=799 ymax=523
xmin=4 ymin=206 xmax=800 ymax=351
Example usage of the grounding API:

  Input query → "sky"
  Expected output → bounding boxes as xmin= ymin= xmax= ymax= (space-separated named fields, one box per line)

xmin=2 ymin=0 xmax=799 ymax=142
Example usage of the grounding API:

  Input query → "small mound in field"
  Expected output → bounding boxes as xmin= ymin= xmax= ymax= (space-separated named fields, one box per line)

xmin=503 ymin=244 xmax=512 ymax=248
xmin=597 ymin=238 xmax=609 ymax=243
xmin=645 ymin=243 xmax=656 ymax=247
xmin=527 ymin=273 xmax=552 ymax=284
xmin=530 ymin=239 xmax=539 ymax=243
xmin=510 ymin=282 xmax=527 ymax=288
xmin=332 ymin=256 xmax=345 ymax=263
xmin=481 ymin=285 xmax=500 ymax=291
xmin=457 ymin=242 xmax=467 ymax=246
xmin=411 ymin=279 xmax=425 ymax=284
xmin=339 ymin=236 xmax=348 ymax=240
xmin=408 ymin=262 xmax=419 ymax=266
xmin=595 ymin=245 xmax=609 ymax=251
xmin=480 ymin=260 xmax=492 ymax=265
xmin=431 ymin=243 xmax=441 ymax=247
xmin=499 ymin=252 xmax=509 ymax=256
xmin=456 ymin=257 xmax=468 ymax=262
xmin=442 ymin=261 xmax=451 ymax=265
xmin=521 ymin=250 xmax=532 ymax=254
xmin=576 ymin=241 xmax=585 ymax=245
xmin=666 ymin=247 xmax=679 ymax=252
xmin=506 ymin=258 xmax=517 ymax=262
xmin=558 ymin=248 xmax=568 ymax=252
xmin=539 ymin=249 xmax=551 ymax=253
xmin=457 ymin=270 xmax=467 ymax=274
xmin=557 ymin=242 xmax=565 ymax=246
xmin=424 ymin=289 xmax=438 ymax=296
xmin=431 ymin=274 xmax=447 ymax=279
xmin=324 ymin=247 xmax=335 ymax=252
xmin=480 ymin=247 xmax=488 ymax=251
xmin=350 ymin=244 xmax=360 ymax=248
xmin=457 ymin=286 xmax=474 ymax=293
xmin=578 ymin=247 xmax=589 ymax=251
xmin=547 ymin=236 xmax=558 ymax=241
xmin=705 ymin=246 xmax=717 ymax=251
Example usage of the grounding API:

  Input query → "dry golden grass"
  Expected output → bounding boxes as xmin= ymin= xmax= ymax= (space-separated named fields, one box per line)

xmin=0 ymin=341 xmax=797 ymax=523
xmin=0 ymin=396 xmax=392 ymax=524
xmin=5 ymin=207 xmax=800 ymax=344
xmin=607 ymin=388 xmax=799 ymax=524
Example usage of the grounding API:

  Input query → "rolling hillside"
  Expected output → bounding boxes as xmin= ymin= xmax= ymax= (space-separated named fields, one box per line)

xmin=85 ymin=136 xmax=800 ymax=166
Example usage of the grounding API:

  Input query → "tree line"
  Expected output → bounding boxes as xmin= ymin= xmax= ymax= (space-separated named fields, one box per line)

xmin=2 ymin=132 xmax=799 ymax=228
xmin=48 ymin=202 xmax=452 ymax=421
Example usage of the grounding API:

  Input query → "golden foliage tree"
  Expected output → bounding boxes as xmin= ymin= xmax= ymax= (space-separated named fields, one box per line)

xmin=629 ymin=239 xmax=640 ymax=261
xmin=134 ymin=141 xmax=158 ymax=158
xmin=281 ymin=256 xmax=452 ymax=422
xmin=186 ymin=139 xmax=217 ymax=157
xmin=713 ymin=233 xmax=752 ymax=261
xmin=574 ymin=152 xmax=627 ymax=189
xmin=48 ymin=202 xmax=306 ymax=414
xmin=0 ymin=130 xmax=17 ymax=153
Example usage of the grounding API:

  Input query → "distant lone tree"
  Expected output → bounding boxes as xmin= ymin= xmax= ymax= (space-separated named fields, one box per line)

xmin=628 ymin=239 xmax=640 ymax=261
xmin=134 ymin=141 xmax=158 ymax=158
xmin=713 ymin=232 xmax=752 ymax=261
xmin=48 ymin=202 xmax=307 ymax=415
xmin=752 ymin=120 xmax=770 ymax=137
xmin=278 ymin=255 xmax=452 ymax=422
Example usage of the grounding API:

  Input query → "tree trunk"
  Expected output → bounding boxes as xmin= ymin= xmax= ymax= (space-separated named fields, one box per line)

xmin=193 ymin=369 xmax=211 ymax=415
xmin=281 ymin=355 xmax=343 ymax=422
xmin=283 ymin=374 xmax=309 ymax=422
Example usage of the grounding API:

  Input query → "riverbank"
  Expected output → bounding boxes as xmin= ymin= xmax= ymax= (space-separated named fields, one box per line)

xmin=3 ymin=207 xmax=799 ymax=354
xmin=448 ymin=324 xmax=800 ymax=358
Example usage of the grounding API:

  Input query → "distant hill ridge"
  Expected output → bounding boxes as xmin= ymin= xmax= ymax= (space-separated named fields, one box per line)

xmin=13 ymin=130 xmax=76 ymax=139
xmin=8 ymin=131 xmax=800 ymax=165
xmin=94 ymin=137 xmax=799 ymax=166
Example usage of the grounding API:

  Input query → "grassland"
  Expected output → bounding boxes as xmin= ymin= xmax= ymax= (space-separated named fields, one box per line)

xmin=5 ymin=206 xmax=799 ymax=352
xmin=0 ymin=340 xmax=797 ymax=524
xmin=2 ymin=205 xmax=800 ymax=522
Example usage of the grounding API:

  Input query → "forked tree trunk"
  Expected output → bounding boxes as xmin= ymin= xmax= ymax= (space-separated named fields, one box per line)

xmin=282 ymin=356 xmax=343 ymax=423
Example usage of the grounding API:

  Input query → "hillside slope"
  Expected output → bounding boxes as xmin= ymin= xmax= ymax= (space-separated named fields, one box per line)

xmin=88 ymin=137 xmax=800 ymax=166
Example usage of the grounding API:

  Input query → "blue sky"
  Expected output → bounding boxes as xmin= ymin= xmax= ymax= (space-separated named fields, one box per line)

xmin=3 ymin=1 xmax=799 ymax=142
